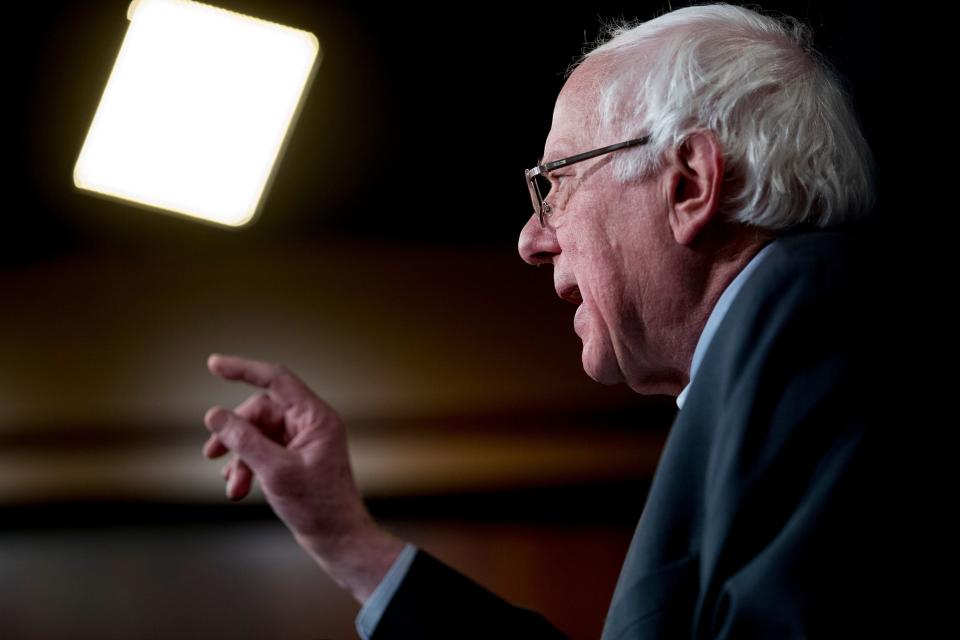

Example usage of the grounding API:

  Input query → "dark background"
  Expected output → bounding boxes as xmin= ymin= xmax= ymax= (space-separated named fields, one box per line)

xmin=2 ymin=2 xmax=925 ymax=639
xmin=8 ymin=0 xmax=912 ymax=262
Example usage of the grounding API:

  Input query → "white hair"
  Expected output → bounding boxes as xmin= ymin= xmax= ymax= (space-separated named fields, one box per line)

xmin=581 ymin=4 xmax=876 ymax=230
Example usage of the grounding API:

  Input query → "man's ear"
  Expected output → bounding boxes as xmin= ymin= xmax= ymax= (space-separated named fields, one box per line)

xmin=666 ymin=130 xmax=724 ymax=246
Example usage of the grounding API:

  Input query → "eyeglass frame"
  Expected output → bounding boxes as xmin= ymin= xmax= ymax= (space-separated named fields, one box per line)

xmin=524 ymin=135 xmax=651 ymax=226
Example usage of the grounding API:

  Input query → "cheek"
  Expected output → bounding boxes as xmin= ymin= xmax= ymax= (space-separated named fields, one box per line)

xmin=559 ymin=230 xmax=624 ymax=306
xmin=590 ymin=277 xmax=629 ymax=333
xmin=580 ymin=261 xmax=630 ymax=332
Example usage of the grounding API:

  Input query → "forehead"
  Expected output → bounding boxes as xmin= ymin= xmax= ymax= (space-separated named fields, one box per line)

xmin=544 ymin=59 xmax=608 ymax=159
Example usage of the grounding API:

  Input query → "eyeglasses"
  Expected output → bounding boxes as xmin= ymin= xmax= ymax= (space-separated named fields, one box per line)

xmin=524 ymin=136 xmax=650 ymax=226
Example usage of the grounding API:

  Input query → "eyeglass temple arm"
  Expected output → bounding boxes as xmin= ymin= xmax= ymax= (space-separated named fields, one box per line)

xmin=540 ymin=136 xmax=650 ymax=173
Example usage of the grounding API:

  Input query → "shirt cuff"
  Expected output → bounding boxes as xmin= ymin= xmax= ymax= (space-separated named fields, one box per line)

xmin=355 ymin=543 xmax=418 ymax=640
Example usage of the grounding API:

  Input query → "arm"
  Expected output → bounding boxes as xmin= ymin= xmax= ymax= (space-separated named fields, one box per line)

xmin=202 ymin=354 xmax=569 ymax=638
xmin=372 ymin=550 xmax=569 ymax=640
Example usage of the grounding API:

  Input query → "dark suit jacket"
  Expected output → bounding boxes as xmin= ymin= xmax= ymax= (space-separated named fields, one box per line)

xmin=372 ymin=230 xmax=912 ymax=639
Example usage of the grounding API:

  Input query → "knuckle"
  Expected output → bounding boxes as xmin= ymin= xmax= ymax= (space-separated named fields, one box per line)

xmin=289 ymin=402 xmax=328 ymax=429
xmin=235 ymin=392 xmax=268 ymax=420
xmin=250 ymin=392 xmax=272 ymax=414
xmin=227 ymin=424 xmax=255 ymax=452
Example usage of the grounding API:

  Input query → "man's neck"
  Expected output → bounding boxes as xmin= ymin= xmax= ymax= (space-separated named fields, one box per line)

xmin=680 ymin=227 xmax=776 ymax=383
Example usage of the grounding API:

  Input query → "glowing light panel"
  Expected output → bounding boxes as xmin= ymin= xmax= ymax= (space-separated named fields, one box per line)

xmin=74 ymin=0 xmax=320 ymax=227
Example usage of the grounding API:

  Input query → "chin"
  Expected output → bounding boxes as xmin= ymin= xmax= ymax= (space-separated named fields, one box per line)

xmin=580 ymin=342 xmax=624 ymax=386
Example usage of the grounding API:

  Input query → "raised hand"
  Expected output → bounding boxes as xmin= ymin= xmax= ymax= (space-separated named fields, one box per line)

xmin=202 ymin=353 xmax=404 ymax=602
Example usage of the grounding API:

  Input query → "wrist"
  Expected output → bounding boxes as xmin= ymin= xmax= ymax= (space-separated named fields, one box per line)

xmin=296 ymin=518 xmax=406 ymax=604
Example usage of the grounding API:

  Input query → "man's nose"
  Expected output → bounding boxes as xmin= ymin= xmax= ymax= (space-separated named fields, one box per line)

xmin=518 ymin=213 xmax=560 ymax=266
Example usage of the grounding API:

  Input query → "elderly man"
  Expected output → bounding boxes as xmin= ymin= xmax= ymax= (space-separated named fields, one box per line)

xmin=202 ymin=5 xmax=899 ymax=638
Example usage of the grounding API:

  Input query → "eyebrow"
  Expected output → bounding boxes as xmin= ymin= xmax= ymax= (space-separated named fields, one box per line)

xmin=542 ymin=137 xmax=576 ymax=165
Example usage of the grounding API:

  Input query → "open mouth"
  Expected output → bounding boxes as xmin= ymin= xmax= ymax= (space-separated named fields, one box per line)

xmin=557 ymin=285 xmax=583 ymax=305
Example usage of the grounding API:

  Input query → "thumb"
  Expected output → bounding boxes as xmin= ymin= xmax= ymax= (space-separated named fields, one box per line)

xmin=204 ymin=406 xmax=286 ymax=472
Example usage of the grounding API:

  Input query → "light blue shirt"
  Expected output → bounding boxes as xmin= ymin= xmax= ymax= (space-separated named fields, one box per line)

xmin=356 ymin=240 xmax=778 ymax=638
xmin=355 ymin=543 xmax=418 ymax=639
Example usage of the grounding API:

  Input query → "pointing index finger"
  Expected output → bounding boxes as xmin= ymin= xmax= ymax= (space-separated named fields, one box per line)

xmin=208 ymin=354 xmax=282 ymax=388
xmin=207 ymin=354 xmax=311 ymax=406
